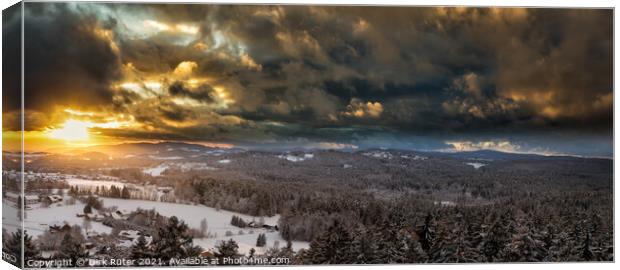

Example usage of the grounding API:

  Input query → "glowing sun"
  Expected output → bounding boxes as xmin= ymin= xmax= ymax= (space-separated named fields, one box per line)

xmin=49 ymin=120 xmax=91 ymax=141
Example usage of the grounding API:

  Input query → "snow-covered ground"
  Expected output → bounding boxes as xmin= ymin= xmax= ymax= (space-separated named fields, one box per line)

xmin=143 ymin=162 xmax=217 ymax=176
xmin=66 ymin=178 xmax=129 ymax=189
xmin=363 ymin=151 xmax=393 ymax=159
xmin=143 ymin=165 xmax=169 ymax=176
xmin=277 ymin=153 xmax=314 ymax=162
xmin=9 ymin=195 xmax=309 ymax=255
xmin=176 ymin=162 xmax=216 ymax=171
xmin=98 ymin=198 xmax=308 ymax=254
xmin=465 ymin=162 xmax=486 ymax=169
xmin=3 ymin=198 xmax=113 ymax=237
xmin=401 ymin=155 xmax=428 ymax=160
xmin=433 ymin=200 xmax=457 ymax=207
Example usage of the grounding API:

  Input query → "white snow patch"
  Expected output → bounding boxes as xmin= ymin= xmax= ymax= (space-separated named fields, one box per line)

xmin=401 ymin=155 xmax=428 ymax=160
xmin=363 ymin=151 xmax=393 ymax=159
xmin=66 ymin=178 xmax=128 ymax=189
xmin=465 ymin=162 xmax=486 ymax=169
xmin=434 ymin=201 xmax=457 ymax=207
xmin=176 ymin=162 xmax=216 ymax=171
xmin=278 ymin=153 xmax=313 ymax=162
xmin=218 ymin=159 xmax=231 ymax=164
xmin=205 ymin=150 xmax=226 ymax=156
xmin=144 ymin=162 xmax=216 ymax=176
xmin=143 ymin=165 xmax=169 ymax=176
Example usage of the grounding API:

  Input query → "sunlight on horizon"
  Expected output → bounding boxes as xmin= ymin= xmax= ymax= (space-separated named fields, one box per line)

xmin=48 ymin=119 xmax=91 ymax=142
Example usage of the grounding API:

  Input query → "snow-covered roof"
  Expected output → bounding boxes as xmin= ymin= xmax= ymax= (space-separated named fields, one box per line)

xmin=25 ymin=195 xmax=40 ymax=200
xmin=119 ymin=230 xmax=141 ymax=239
xmin=5 ymin=192 xmax=19 ymax=198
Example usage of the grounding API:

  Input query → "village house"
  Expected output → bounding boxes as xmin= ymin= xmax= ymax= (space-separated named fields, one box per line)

xmin=46 ymin=194 xmax=63 ymax=203
xmin=118 ymin=230 xmax=153 ymax=246
xmin=4 ymin=191 xmax=20 ymax=203
xmin=25 ymin=195 xmax=40 ymax=204
xmin=109 ymin=210 xmax=130 ymax=220
xmin=3 ymin=192 xmax=40 ymax=206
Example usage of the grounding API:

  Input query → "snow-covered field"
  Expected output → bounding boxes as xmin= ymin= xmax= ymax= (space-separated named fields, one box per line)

xmin=98 ymin=198 xmax=308 ymax=254
xmin=277 ymin=153 xmax=314 ymax=162
xmin=143 ymin=165 xmax=169 ymax=176
xmin=6 ymin=195 xmax=309 ymax=255
xmin=465 ymin=162 xmax=487 ymax=169
xmin=66 ymin=178 xmax=129 ymax=189
xmin=363 ymin=151 xmax=393 ymax=159
xmin=3 ymin=198 xmax=114 ymax=237
xmin=401 ymin=155 xmax=428 ymax=160
xmin=143 ymin=162 xmax=217 ymax=176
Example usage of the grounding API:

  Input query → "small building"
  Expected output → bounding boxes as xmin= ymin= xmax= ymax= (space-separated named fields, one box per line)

xmin=24 ymin=195 xmax=40 ymax=205
xmin=47 ymin=195 xmax=63 ymax=203
xmin=119 ymin=230 xmax=141 ymax=240
xmin=157 ymin=187 xmax=174 ymax=193
xmin=85 ymin=213 xmax=104 ymax=222
xmin=4 ymin=191 xmax=20 ymax=203
xmin=86 ymin=231 xmax=101 ymax=239
xmin=119 ymin=230 xmax=153 ymax=246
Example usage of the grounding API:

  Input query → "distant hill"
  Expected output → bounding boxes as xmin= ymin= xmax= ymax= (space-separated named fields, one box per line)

xmin=35 ymin=142 xmax=609 ymax=161
xmin=47 ymin=141 xmax=220 ymax=158
xmin=427 ymin=149 xmax=605 ymax=161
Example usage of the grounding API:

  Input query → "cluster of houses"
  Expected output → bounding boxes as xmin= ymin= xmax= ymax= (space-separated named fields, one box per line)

xmin=2 ymin=169 xmax=126 ymax=183
xmin=3 ymin=191 xmax=62 ymax=209
xmin=247 ymin=221 xmax=279 ymax=231
xmin=76 ymin=209 xmax=131 ymax=222
xmin=118 ymin=230 xmax=154 ymax=247
xmin=2 ymin=170 xmax=66 ymax=182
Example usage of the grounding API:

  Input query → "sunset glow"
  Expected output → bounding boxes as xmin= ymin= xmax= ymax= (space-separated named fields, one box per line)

xmin=48 ymin=120 xmax=91 ymax=142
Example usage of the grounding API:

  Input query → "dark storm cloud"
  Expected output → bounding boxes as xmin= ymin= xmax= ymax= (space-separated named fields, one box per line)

xmin=2 ymin=3 xmax=21 ymax=116
xmin=20 ymin=3 xmax=122 ymax=116
xmin=168 ymin=81 xmax=216 ymax=102
xmin=5 ymin=4 xmax=612 ymax=155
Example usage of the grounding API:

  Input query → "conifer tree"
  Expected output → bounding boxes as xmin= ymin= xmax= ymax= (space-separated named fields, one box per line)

xmin=215 ymin=239 xmax=239 ymax=261
xmin=153 ymin=216 xmax=200 ymax=263
xmin=58 ymin=233 xmax=88 ymax=263
xmin=303 ymin=220 xmax=353 ymax=264
xmin=3 ymin=229 xmax=39 ymax=267
xmin=256 ymin=233 xmax=267 ymax=247
xmin=131 ymin=235 xmax=153 ymax=260
xmin=349 ymin=225 xmax=378 ymax=263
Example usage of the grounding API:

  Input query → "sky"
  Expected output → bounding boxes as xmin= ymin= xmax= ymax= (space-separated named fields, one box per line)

xmin=1 ymin=3 xmax=614 ymax=156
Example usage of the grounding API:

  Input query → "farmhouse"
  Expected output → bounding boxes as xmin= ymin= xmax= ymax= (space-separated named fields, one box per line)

xmin=46 ymin=195 xmax=63 ymax=203
xmin=25 ymin=195 xmax=40 ymax=205
xmin=110 ymin=210 xmax=130 ymax=220
xmin=119 ymin=230 xmax=153 ymax=246
xmin=4 ymin=191 xmax=19 ymax=203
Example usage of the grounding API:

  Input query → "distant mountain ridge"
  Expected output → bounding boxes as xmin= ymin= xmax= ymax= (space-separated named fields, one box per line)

xmin=43 ymin=141 xmax=220 ymax=158
xmin=25 ymin=141 xmax=609 ymax=161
